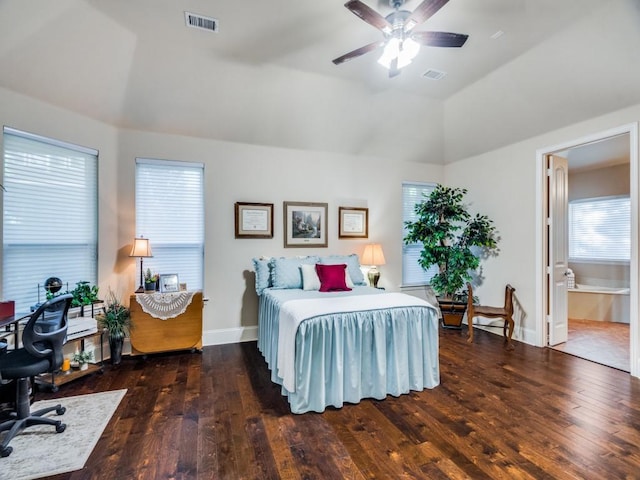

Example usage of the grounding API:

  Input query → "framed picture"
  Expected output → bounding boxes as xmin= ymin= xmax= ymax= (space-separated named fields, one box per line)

xmin=283 ymin=201 xmax=328 ymax=248
xmin=338 ymin=207 xmax=368 ymax=239
xmin=235 ymin=202 xmax=274 ymax=238
xmin=159 ymin=274 xmax=179 ymax=293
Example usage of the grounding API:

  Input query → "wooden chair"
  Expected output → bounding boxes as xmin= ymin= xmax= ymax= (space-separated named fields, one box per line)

xmin=466 ymin=283 xmax=516 ymax=349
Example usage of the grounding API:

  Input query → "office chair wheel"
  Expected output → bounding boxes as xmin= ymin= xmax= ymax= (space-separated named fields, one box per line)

xmin=0 ymin=446 xmax=12 ymax=457
xmin=56 ymin=406 xmax=66 ymax=415
xmin=56 ymin=422 xmax=66 ymax=433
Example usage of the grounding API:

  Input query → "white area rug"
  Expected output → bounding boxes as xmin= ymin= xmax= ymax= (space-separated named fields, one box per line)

xmin=0 ymin=389 xmax=127 ymax=480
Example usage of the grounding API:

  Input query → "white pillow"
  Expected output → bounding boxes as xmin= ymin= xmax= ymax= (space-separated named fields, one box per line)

xmin=301 ymin=264 xmax=321 ymax=291
xmin=301 ymin=264 xmax=354 ymax=291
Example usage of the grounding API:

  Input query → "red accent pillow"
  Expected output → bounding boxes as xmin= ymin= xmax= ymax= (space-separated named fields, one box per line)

xmin=315 ymin=264 xmax=352 ymax=292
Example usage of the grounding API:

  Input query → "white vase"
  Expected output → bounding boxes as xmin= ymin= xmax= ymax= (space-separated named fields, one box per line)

xmin=80 ymin=363 xmax=89 ymax=371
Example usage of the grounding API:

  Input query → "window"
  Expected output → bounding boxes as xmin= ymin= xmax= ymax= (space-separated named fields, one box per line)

xmin=135 ymin=159 xmax=204 ymax=290
xmin=402 ymin=181 xmax=438 ymax=285
xmin=3 ymin=127 xmax=98 ymax=312
xmin=569 ymin=195 xmax=630 ymax=262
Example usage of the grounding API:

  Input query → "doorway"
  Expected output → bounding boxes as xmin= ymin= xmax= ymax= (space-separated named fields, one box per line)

xmin=552 ymin=135 xmax=630 ymax=371
xmin=536 ymin=123 xmax=639 ymax=376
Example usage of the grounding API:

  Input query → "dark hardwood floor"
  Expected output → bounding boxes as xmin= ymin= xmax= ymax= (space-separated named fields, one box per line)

xmin=34 ymin=326 xmax=640 ymax=480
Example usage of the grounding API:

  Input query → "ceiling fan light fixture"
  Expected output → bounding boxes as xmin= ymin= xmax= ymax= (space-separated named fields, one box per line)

xmin=400 ymin=37 xmax=420 ymax=63
xmin=377 ymin=37 xmax=420 ymax=70
xmin=378 ymin=37 xmax=420 ymax=69
xmin=334 ymin=0 xmax=467 ymax=76
xmin=377 ymin=38 xmax=399 ymax=68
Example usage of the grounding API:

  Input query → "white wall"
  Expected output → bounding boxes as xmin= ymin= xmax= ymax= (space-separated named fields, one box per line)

xmin=0 ymin=86 xmax=443 ymax=345
xmin=0 ymin=87 xmax=122 ymax=300
xmin=5 ymin=80 xmax=640 ymax=353
xmin=117 ymin=130 xmax=443 ymax=344
xmin=444 ymin=103 xmax=640 ymax=346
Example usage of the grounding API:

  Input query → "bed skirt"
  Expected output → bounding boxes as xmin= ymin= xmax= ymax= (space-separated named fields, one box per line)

xmin=258 ymin=293 xmax=440 ymax=414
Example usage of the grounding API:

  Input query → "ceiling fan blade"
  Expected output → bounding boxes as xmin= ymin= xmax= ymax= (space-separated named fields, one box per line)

xmin=405 ymin=0 xmax=450 ymax=32
xmin=411 ymin=31 xmax=468 ymax=48
xmin=332 ymin=41 xmax=384 ymax=65
xmin=344 ymin=0 xmax=392 ymax=35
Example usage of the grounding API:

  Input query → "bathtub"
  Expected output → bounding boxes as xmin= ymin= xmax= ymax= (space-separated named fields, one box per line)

xmin=568 ymin=283 xmax=630 ymax=323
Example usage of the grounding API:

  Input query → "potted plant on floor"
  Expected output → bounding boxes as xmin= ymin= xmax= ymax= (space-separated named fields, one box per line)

xmin=96 ymin=288 xmax=132 ymax=365
xmin=404 ymin=184 xmax=499 ymax=328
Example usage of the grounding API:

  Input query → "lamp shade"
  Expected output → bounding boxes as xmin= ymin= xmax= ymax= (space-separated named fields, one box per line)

xmin=129 ymin=236 xmax=153 ymax=258
xmin=361 ymin=244 xmax=386 ymax=266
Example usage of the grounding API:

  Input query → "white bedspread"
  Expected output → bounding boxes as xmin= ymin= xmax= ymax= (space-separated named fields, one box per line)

xmin=277 ymin=292 xmax=435 ymax=392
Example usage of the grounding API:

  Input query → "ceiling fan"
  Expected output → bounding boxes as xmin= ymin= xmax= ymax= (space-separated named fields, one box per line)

xmin=332 ymin=0 xmax=468 ymax=77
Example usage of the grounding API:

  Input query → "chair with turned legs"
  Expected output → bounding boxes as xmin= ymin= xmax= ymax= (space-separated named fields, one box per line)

xmin=466 ymin=283 xmax=516 ymax=349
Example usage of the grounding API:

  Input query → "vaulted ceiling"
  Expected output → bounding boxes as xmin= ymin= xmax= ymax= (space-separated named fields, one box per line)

xmin=1 ymin=0 xmax=639 ymax=164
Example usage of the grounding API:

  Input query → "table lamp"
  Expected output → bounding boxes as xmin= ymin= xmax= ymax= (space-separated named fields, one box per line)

xmin=130 ymin=236 xmax=153 ymax=293
xmin=361 ymin=243 xmax=386 ymax=288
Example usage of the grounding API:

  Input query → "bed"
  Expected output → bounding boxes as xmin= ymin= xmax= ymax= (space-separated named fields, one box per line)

xmin=254 ymin=254 xmax=440 ymax=414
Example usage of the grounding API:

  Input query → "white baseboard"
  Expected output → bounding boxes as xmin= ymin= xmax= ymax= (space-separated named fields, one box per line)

xmin=203 ymin=326 xmax=258 ymax=346
xmin=466 ymin=320 xmax=537 ymax=346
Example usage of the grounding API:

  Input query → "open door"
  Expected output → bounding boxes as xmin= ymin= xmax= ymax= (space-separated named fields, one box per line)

xmin=547 ymin=154 xmax=569 ymax=346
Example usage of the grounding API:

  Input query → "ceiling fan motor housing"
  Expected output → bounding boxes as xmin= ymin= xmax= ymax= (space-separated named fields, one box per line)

xmin=384 ymin=9 xmax=412 ymax=42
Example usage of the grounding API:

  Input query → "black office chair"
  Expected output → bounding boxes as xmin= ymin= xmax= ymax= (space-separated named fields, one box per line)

xmin=0 ymin=293 xmax=73 ymax=457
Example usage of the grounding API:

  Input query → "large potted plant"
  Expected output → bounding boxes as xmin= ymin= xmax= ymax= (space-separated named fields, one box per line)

xmin=404 ymin=184 xmax=499 ymax=328
xmin=96 ymin=288 xmax=132 ymax=365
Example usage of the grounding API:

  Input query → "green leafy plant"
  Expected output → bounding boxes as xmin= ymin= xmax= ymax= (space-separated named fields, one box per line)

xmin=70 ymin=281 xmax=99 ymax=308
xmin=96 ymin=288 xmax=131 ymax=337
xmin=144 ymin=268 xmax=158 ymax=283
xmin=403 ymin=184 xmax=499 ymax=301
xmin=71 ymin=350 xmax=93 ymax=365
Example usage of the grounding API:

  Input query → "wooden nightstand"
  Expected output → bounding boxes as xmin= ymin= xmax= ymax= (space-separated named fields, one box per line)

xmin=129 ymin=291 xmax=203 ymax=356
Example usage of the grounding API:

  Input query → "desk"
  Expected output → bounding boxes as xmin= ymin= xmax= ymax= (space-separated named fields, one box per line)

xmin=129 ymin=291 xmax=203 ymax=355
xmin=0 ymin=313 xmax=31 ymax=349
xmin=0 ymin=312 xmax=104 ymax=391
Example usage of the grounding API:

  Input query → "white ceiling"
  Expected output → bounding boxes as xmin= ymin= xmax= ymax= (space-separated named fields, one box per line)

xmin=1 ymin=0 xmax=639 ymax=165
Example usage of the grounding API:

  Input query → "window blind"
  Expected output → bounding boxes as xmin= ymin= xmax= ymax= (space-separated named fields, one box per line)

xmin=402 ymin=181 xmax=438 ymax=285
xmin=3 ymin=127 xmax=98 ymax=312
xmin=135 ymin=159 xmax=204 ymax=291
xmin=569 ymin=195 xmax=630 ymax=262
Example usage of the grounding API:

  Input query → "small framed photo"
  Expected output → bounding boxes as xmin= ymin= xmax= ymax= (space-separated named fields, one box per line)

xmin=284 ymin=201 xmax=328 ymax=248
xmin=159 ymin=274 xmax=179 ymax=293
xmin=235 ymin=202 xmax=274 ymax=238
xmin=339 ymin=207 xmax=368 ymax=239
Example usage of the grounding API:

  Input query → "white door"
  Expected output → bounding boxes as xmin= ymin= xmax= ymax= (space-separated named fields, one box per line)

xmin=548 ymin=154 xmax=569 ymax=346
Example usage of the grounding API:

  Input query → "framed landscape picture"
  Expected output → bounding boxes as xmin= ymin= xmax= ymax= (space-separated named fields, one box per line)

xmin=283 ymin=201 xmax=328 ymax=248
xmin=338 ymin=207 xmax=368 ymax=239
